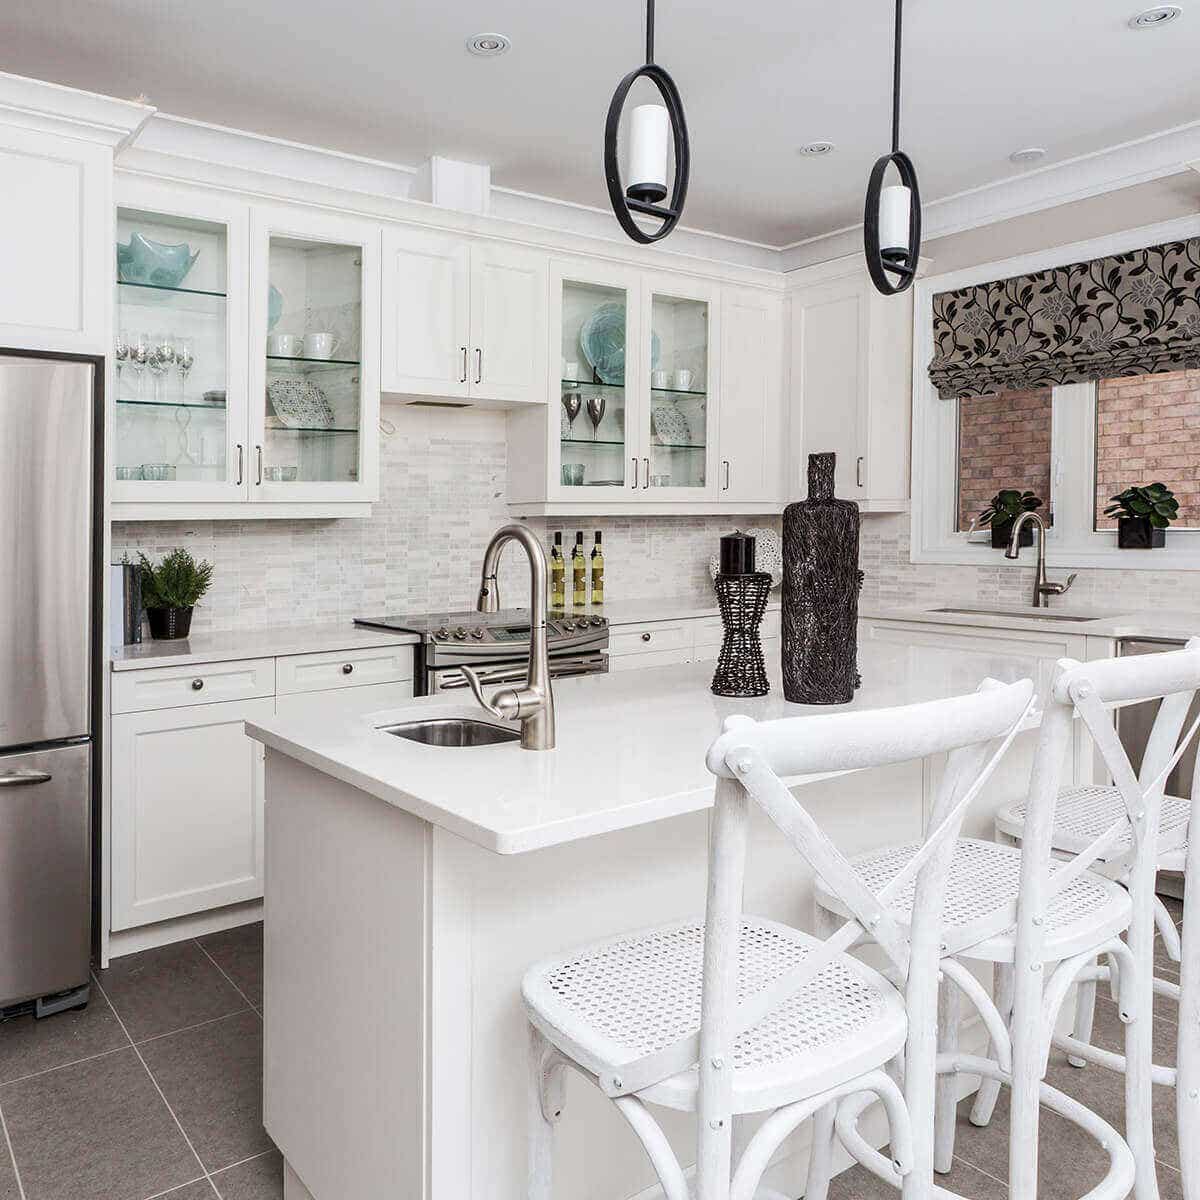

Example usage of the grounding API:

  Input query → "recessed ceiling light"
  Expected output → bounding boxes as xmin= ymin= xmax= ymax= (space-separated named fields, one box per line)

xmin=1010 ymin=146 xmax=1047 ymax=164
xmin=466 ymin=32 xmax=511 ymax=56
xmin=798 ymin=141 xmax=836 ymax=157
xmin=1129 ymin=5 xmax=1182 ymax=27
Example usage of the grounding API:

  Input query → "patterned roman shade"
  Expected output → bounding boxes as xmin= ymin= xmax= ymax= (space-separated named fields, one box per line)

xmin=928 ymin=237 xmax=1200 ymax=399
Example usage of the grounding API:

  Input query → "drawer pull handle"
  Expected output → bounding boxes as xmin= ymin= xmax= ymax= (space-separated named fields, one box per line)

xmin=641 ymin=632 xmax=652 ymax=642
xmin=191 ymin=678 xmax=204 ymax=691
xmin=0 ymin=770 xmax=52 ymax=788
xmin=342 ymin=663 xmax=354 ymax=675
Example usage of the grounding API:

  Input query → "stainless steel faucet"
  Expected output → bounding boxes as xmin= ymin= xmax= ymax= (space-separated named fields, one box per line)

xmin=461 ymin=523 xmax=556 ymax=750
xmin=1005 ymin=511 xmax=1077 ymax=608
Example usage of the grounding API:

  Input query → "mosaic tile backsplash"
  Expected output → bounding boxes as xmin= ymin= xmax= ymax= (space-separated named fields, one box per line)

xmin=114 ymin=403 xmax=1189 ymax=638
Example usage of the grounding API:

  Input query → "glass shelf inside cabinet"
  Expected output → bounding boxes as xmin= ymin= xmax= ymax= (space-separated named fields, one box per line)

xmin=115 ymin=208 xmax=231 ymax=486
xmin=263 ymin=234 xmax=363 ymax=484
xmin=647 ymin=292 xmax=709 ymax=490
xmin=559 ymin=278 xmax=631 ymax=490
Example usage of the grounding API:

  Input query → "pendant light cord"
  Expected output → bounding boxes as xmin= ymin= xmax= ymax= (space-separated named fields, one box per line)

xmin=891 ymin=0 xmax=902 ymax=153
xmin=646 ymin=0 xmax=655 ymax=64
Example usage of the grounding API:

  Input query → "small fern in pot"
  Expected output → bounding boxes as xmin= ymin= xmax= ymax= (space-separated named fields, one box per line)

xmin=976 ymin=489 xmax=1044 ymax=549
xmin=137 ymin=548 xmax=214 ymax=639
xmin=1104 ymin=483 xmax=1179 ymax=549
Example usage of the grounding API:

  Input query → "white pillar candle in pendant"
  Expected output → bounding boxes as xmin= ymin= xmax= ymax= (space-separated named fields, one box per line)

xmin=627 ymin=103 xmax=670 ymax=202
xmin=878 ymin=184 xmax=911 ymax=262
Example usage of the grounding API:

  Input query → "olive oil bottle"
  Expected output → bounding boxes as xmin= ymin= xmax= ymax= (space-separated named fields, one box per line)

xmin=590 ymin=531 xmax=604 ymax=605
xmin=571 ymin=531 xmax=587 ymax=607
xmin=550 ymin=532 xmax=566 ymax=608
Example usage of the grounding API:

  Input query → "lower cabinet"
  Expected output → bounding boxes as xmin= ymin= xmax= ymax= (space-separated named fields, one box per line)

xmin=607 ymin=611 xmax=781 ymax=672
xmin=111 ymin=696 xmax=274 ymax=930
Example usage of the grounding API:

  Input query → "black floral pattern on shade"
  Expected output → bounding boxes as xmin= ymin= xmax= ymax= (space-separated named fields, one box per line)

xmin=928 ymin=238 xmax=1200 ymax=399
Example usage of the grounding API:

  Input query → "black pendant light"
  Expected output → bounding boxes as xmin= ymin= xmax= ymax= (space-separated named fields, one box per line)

xmin=603 ymin=0 xmax=690 ymax=244
xmin=864 ymin=0 xmax=921 ymax=295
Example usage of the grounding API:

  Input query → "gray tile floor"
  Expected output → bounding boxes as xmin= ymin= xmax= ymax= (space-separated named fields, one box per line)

xmin=0 ymin=923 xmax=279 ymax=1200
xmin=0 ymin=904 xmax=1186 ymax=1198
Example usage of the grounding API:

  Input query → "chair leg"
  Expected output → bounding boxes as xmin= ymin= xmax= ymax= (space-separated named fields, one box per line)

xmin=1069 ymin=957 xmax=1098 ymax=1069
xmin=1007 ymin=952 xmax=1047 ymax=1200
xmin=1178 ymin=840 xmax=1199 ymax=1200
xmin=934 ymin=975 xmax=960 ymax=1173
xmin=528 ymin=1026 xmax=564 ymax=1200
xmin=805 ymin=1102 xmax=837 ymax=1200
xmin=970 ymin=963 xmax=1013 ymax=1128
xmin=1126 ymin=900 xmax=1161 ymax=1200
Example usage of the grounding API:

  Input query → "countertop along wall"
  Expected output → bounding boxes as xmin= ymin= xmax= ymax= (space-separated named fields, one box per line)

xmin=113 ymin=402 xmax=782 ymax=635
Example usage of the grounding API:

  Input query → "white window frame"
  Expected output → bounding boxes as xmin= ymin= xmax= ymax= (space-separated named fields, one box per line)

xmin=912 ymin=212 xmax=1200 ymax=570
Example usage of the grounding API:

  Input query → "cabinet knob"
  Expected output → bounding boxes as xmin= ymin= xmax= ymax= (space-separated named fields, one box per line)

xmin=342 ymin=663 xmax=354 ymax=675
xmin=191 ymin=678 xmax=204 ymax=691
xmin=641 ymin=632 xmax=652 ymax=643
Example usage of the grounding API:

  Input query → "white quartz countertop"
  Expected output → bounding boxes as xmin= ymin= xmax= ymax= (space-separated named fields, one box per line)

xmin=861 ymin=603 xmax=1200 ymax=643
xmin=111 ymin=622 xmax=419 ymax=670
xmin=246 ymin=640 xmax=1045 ymax=856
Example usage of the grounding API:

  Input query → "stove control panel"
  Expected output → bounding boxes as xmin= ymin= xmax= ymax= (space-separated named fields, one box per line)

xmin=427 ymin=615 xmax=608 ymax=645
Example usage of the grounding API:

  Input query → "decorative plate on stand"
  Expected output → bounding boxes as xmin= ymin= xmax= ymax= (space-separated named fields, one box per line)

xmin=267 ymin=376 xmax=334 ymax=429
xmin=651 ymin=403 xmax=691 ymax=445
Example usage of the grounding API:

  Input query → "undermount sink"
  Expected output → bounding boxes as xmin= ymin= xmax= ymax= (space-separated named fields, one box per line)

xmin=929 ymin=607 xmax=1102 ymax=623
xmin=379 ymin=717 xmax=520 ymax=747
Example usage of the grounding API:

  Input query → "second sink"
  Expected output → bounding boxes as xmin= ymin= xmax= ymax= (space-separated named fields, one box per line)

xmin=380 ymin=718 xmax=520 ymax=747
xmin=929 ymin=607 xmax=1103 ymax=623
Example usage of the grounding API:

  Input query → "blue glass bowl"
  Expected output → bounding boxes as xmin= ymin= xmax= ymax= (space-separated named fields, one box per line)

xmin=117 ymin=233 xmax=200 ymax=288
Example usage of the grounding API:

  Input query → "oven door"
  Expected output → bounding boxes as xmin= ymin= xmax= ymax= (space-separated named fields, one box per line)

xmin=429 ymin=652 xmax=608 ymax=694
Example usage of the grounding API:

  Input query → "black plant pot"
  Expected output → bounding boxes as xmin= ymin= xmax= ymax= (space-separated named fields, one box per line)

xmin=146 ymin=605 xmax=194 ymax=639
xmin=1117 ymin=516 xmax=1166 ymax=549
xmin=990 ymin=518 xmax=1034 ymax=549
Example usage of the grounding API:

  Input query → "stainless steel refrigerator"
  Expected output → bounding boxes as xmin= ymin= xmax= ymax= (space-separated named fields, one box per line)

xmin=0 ymin=350 xmax=102 ymax=1015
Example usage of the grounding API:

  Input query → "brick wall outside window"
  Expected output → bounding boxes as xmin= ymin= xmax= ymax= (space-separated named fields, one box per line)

xmin=956 ymin=388 xmax=1053 ymax=532
xmin=1095 ymin=369 xmax=1200 ymax=529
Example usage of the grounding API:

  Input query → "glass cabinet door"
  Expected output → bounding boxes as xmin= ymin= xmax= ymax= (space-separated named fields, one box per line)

xmin=114 ymin=203 xmax=244 ymax=500
xmin=556 ymin=275 xmax=635 ymax=494
xmin=257 ymin=229 xmax=365 ymax=495
xmin=643 ymin=286 xmax=713 ymax=495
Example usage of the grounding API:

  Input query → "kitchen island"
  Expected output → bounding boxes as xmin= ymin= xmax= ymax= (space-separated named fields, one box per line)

xmin=246 ymin=641 xmax=1061 ymax=1200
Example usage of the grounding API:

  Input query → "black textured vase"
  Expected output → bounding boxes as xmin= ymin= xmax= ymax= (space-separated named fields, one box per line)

xmin=711 ymin=572 xmax=771 ymax=698
xmin=782 ymin=453 xmax=862 ymax=704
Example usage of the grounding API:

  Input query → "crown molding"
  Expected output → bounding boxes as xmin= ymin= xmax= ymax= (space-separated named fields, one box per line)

xmin=0 ymin=70 xmax=152 ymax=149
xmin=780 ymin=116 xmax=1200 ymax=272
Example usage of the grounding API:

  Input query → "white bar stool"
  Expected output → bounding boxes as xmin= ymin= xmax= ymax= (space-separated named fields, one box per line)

xmin=520 ymin=678 xmax=1039 ymax=1200
xmin=811 ymin=649 xmax=1184 ymax=1199
xmin=989 ymin=637 xmax=1200 ymax=1200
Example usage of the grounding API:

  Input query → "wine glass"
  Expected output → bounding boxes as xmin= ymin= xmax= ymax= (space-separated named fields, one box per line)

xmin=152 ymin=332 xmax=176 ymax=404
xmin=561 ymin=390 xmax=582 ymax=438
xmin=129 ymin=332 xmax=150 ymax=401
xmin=176 ymin=337 xmax=195 ymax=401
xmin=114 ymin=332 xmax=129 ymax=396
xmin=586 ymin=393 xmax=606 ymax=441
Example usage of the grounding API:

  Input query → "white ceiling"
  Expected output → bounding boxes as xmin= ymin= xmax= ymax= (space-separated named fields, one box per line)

xmin=5 ymin=0 xmax=1200 ymax=246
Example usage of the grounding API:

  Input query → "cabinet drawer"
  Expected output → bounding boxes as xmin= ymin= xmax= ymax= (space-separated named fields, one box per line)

xmin=275 ymin=645 xmax=414 ymax=695
xmin=609 ymin=622 xmax=693 ymax=658
xmin=112 ymin=658 xmax=275 ymax=714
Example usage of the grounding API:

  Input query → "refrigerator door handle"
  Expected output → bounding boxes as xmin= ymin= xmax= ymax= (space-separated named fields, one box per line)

xmin=0 ymin=770 xmax=52 ymax=787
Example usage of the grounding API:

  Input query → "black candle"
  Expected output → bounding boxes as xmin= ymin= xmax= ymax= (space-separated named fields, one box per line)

xmin=719 ymin=531 xmax=756 ymax=575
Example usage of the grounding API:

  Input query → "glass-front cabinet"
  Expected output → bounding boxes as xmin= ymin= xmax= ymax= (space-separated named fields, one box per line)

xmin=113 ymin=182 xmax=248 ymax=504
xmin=549 ymin=263 xmax=717 ymax=502
xmin=249 ymin=205 xmax=379 ymax=503
xmin=112 ymin=183 xmax=379 ymax=514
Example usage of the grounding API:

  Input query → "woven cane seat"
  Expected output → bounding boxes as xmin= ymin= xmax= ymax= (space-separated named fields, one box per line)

xmin=522 ymin=917 xmax=906 ymax=1113
xmin=813 ymin=837 xmax=1131 ymax=964
xmin=996 ymin=785 xmax=1191 ymax=871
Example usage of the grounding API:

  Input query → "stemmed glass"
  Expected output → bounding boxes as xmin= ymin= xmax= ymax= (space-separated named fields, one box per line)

xmin=149 ymin=332 xmax=176 ymax=403
xmin=176 ymin=337 xmax=195 ymax=401
xmin=114 ymin=333 xmax=129 ymax=397
xmin=561 ymin=390 xmax=582 ymax=438
xmin=129 ymin=332 xmax=150 ymax=401
xmin=586 ymin=393 xmax=606 ymax=441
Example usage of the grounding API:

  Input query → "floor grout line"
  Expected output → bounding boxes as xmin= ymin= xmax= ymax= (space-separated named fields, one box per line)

xmin=0 ymin=1042 xmax=132 ymax=1088
xmin=134 ymin=1008 xmax=252 ymax=1048
xmin=90 ymin=972 xmax=216 ymax=1193
xmin=192 ymin=939 xmax=262 ymax=1021
xmin=951 ymin=1150 xmax=1008 ymax=1190
xmin=0 ymin=1099 xmax=28 ymax=1200
xmin=210 ymin=1148 xmax=276 ymax=1177
xmin=143 ymin=1172 xmax=216 ymax=1199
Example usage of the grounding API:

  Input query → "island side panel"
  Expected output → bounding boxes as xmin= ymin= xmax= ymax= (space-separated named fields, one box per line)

xmin=263 ymin=750 xmax=429 ymax=1200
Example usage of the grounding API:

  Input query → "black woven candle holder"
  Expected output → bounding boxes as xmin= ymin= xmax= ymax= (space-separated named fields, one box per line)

xmin=711 ymin=572 xmax=771 ymax=698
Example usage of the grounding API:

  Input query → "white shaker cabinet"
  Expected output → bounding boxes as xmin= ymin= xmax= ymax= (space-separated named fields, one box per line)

xmin=717 ymin=286 xmax=784 ymax=504
xmin=381 ymin=227 xmax=547 ymax=405
xmin=787 ymin=257 xmax=912 ymax=511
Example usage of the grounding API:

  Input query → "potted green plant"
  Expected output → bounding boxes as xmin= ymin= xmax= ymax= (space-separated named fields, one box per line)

xmin=1104 ymin=483 xmax=1179 ymax=549
xmin=977 ymin=489 xmax=1044 ymax=549
xmin=136 ymin=548 xmax=214 ymax=639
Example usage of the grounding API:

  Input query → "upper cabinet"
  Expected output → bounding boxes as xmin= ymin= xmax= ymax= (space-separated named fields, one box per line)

xmin=112 ymin=179 xmax=380 ymax=519
xmin=381 ymin=227 xmax=547 ymax=406
xmin=787 ymin=258 xmax=912 ymax=512
xmin=0 ymin=124 xmax=112 ymax=355
xmin=507 ymin=258 xmax=784 ymax=515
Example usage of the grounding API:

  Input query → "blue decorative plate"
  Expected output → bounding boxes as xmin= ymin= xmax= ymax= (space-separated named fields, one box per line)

xmin=579 ymin=303 xmax=660 ymax=385
xmin=117 ymin=233 xmax=199 ymax=288
xmin=268 ymin=285 xmax=284 ymax=331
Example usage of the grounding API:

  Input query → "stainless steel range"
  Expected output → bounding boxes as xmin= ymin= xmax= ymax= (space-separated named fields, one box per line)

xmin=355 ymin=610 xmax=609 ymax=697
